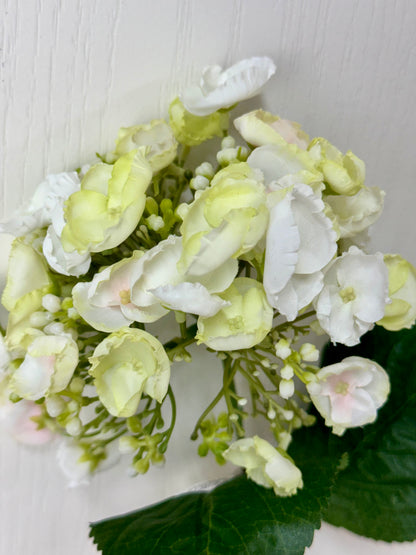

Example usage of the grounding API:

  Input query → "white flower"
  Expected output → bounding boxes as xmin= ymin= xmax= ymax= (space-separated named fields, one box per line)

xmin=73 ymin=235 xmax=237 ymax=331
xmin=223 ymin=436 xmax=303 ymax=496
xmin=10 ymin=334 xmax=79 ymax=400
xmin=264 ymin=184 xmax=337 ymax=320
xmin=307 ymin=356 xmax=390 ymax=435
xmin=180 ymin=56 xmax=276 ymax=116
xmin=0 ymin=400 xmax=53 ymax=445
xmin=0 ymin=172 xmax=80 ymax=236
xmin=325 ymin=186 xmax=385 ymax=238
xmin=315 ymin=246 xmax=390 ymax=346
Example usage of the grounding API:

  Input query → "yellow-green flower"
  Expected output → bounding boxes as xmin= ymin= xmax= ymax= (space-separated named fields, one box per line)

xmin=169 ymin=97 xmax=228 ymax=146
xmin=2 ymin=238 xmax=53 ymax=352
xmin=109 ymin=119 xmax=177 ymax=172
xmin=196 ymin=278 xmax=273 ymax=350
xmin=61 ymin=149 xmax=152 ymax=254
xmin=89 ymin=328 xmax=170 ymax=417
xmin=377 ymin=254 xmax=416 ymax=331
xmin=179 ymin=163 xmax=268 ymax=276
xmin=308 ymin=137 xmax=365 ymax=195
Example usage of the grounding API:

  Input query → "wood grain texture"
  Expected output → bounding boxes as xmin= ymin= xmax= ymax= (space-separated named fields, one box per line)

xmin=1 ymin=1 xmax=416 ymax=553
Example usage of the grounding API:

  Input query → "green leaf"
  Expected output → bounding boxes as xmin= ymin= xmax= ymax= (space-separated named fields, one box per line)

xmin=90 ymin=426 xmax=339 ymax=555
xmin=321 ymin=325 xmax=416 ymax=542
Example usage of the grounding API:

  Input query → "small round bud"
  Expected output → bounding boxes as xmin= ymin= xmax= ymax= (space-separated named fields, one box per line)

xmin=67 ymin=308 xmax=79 ymax=320
xmin=118 ymin=436 xmax=139 ymax=454
xmin=267 ymin=408 xmax=276 ymax=420
xmin=45 ymin=396 xmax=65 ymax=417
xmin=217 ymin=147 xmax=238 ymax=165
xmin=69 ymin=377 xmax=85 ymax=394
xmin=195 ymin=161 xmax=214 ymax=179
xmin=42 ymin=294 xmax=61 ymax=313
xmin=29 ymin=311 xmax=53 ymax=328
xmin=300 ymin=343 xmax=319 ymax=362
xmin=252 ymin=370 xmax=260 ymax=377
xmin=66 ymin=417 xmax=82 ymax=436
xmin=237 ymin=397 xmax=248 ymax=407
xmin=282 ymin=409 xmax=294 ymax=421
xmin=221 ymin=136 xmax=236 ymax=149
xmin=146 ymin=214 xmax=164 ymax=231
xmin=275 ymin=339 xmax=291 ymax=360
xmin=67 ymin=400 xmax=79 ymax=413
xmin=261 ymin=358 xmax=271 ymax=368
xmin=43 ymin=322 xmax=65 ymax=336
xmin=190 ymin=175 xmax=210 ymax=191
xmin=229 ymin=414 xmax=239 ymax=422
xmin=278 ymin=431 xmax=292 ymax=450
xmin=134 ymin=458 xmax=150 ymax=474
xmin=281 ymin=364 xmax=294 ymax=380
xmin=237 ymin=146 xmax=250 ymax=161
xmin=279 ymin=379 xmax=295 ymax=399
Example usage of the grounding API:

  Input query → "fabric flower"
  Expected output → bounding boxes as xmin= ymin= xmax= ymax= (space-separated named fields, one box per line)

xmin=108 ymin=119 xmax=177 ymax=172
xmin=169 ymin=98 xmax=229 ymax=146
xmin=308 ymin=137 xmax=365 ymax=196
xmin=234 ymin=109 xmax=309 ymax=149
xmin=179 ymin=163 xmax=268 ymax=276
xmin=0 ymin=399 xmax=53 ymax=445
xmin=89 ymin=328 xmax=170 ymax=417
xmin=10 ymin=334 xmax=79 ymax=400
xmin=61 ymin=149 xmax=152 ymax=254
xmin=180 ymin=56 xmax=276 ymax=116
xmin=307 ymin=356 xmax=390 ymax=435
xmin=263 ymin=183 xmax=337 ymax=320
xmin=377 ymin=254 xmax=416 ymax=331
xmin=314 ymin=246 xmax=390 ymax=346
xmin=73 ymin=235 xmax=237 ymax=331
xmin=223 ymin=436 xmax=303 ymax=496
xmin=247 ymin=143 xmax=319 ymax=188
xmin=196 ymin=278 xmax=273 ymax=351
xmin=0 ymin=172 xmax=80 ymax=236
xmin=325 ymin=186 xmax=385 ymax=239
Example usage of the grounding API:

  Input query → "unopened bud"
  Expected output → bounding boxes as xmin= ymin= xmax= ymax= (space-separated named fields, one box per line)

xmin=42 ymin=294 xmax=61 ymax=313
xmin=279 ymin=379 xmax=295 ymax=399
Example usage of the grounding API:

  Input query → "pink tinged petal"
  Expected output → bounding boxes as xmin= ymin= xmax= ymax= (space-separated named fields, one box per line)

xmin=181 ymin=57 xmax=276 ymax=116
xmin=13 ymin=402 xmax=53 ymax=445
xmin=264 ymin=193 xmax=299 ymax=306
xmin=72 ymin=282 xmax=132 ymax=332
xmin=120 ymin=300 xmax=168 ymax=323
xmin=291 ymin=185 xmax=337 ymax=274
xmin=151 ymin=282 xmax=229 ymax=317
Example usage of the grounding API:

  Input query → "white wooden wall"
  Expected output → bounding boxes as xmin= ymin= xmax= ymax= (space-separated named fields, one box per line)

xmin=1 ymin=1 xmax=415 ymax=553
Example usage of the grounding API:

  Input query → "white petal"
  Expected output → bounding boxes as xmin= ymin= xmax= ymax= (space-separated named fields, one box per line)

xmin=181 ymin=57 xmax=276 ymax=116
xmin=275 ymin=272 xmax=324 ymax=321
xmin=43 ymin=226 xmax=91 ymax=277
xmin=152 ymin=282 xmax=229 ymax=317
xmin=264 ymin=192 xmax=299 ymax=305
xmin=72 ymin=282 xmax=132 ymax=332
xmin=247 ymin=144 xmax=316 ymax=185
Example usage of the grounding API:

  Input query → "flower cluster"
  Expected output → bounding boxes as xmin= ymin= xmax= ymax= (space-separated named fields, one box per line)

xmin=0 ymin=57 xmax=415 ymax=495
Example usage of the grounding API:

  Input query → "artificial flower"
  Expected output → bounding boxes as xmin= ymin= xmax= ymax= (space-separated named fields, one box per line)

xmin=223 ymin=436 xmax=303 ymax=496
xmin=61 ymin=149 xmax=152 ymax=254
xmin=10 ymin=334 xmax=79 ymax=400
xmin=179 ymin=163 xmax=268 ymax=276
xmin=377 ymin=254 xmax=416 ymax=331
xmin=169 ymin=97 xmax=228 ymax=146
xmin=180 ymin=56 xmax=276 ymax=116
xmin=234 ymin=109 xmax=309 ymax=149
xmin=89 ymin=328 xmax=170 ymax=417
xmin=196 ymin=277 xmax=273 ymax=351
xmin=325 ymin=186 xmax=385 ymax=238
xmin=307 ymin=356 xmax=390 ymax=435
xmin=108 ymin=119 xmax=177 ymax=172
xmin=308 ymin=137 xmax=365 ymax=196
xmin=73 ymin=235 xmax=237 ymax=331
xmin=263 ymin=183 xmax=337 ymax=320
xmin=0 ymin=399 xmax=53 ymax=445
xmin=314 ymin=246 xmax=390 ymax=346
xmin=0 ymin=172 xmax=80 ymax=236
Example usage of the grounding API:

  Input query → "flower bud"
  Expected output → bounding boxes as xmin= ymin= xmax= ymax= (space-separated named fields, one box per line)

xmin=279 ymin=379 xmax=295 ymax=399
xmin=42 ymin=294 xmax=61 ymax=313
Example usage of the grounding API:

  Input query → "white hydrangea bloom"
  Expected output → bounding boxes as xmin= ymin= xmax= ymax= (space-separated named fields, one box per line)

xmin=223 ymin=436 xmax=303 ymax=496
xmin=181 ymin=56 xmax=276 ymax=116
xmin=307 ymin=356 xmax=390 ymax=435
xmin=73 ymin=235 xmax=237 ymax=331
xmin=264 ymin=184 xmax=337 ymax=320
xmin=315 ymin=246 xmax=390 ymax=346
xmin=0 ymin=172 xmax=80 ymax=236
